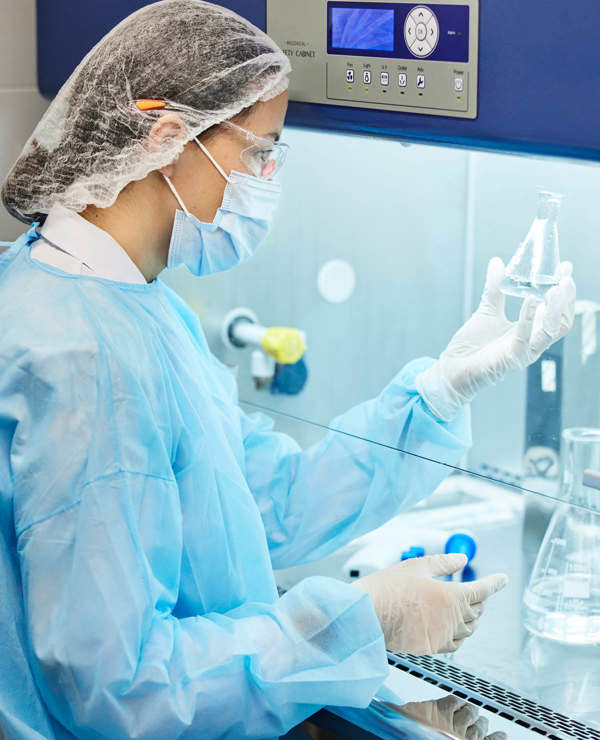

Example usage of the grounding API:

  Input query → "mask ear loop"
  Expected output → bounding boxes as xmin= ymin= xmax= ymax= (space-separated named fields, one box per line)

xmin=195 ymin=137 xmax=229 ymax=182
xmin=162 ymin=136 xmax=229 ymax=214
xmin=162 ymin=174 xmax=190 ymax=216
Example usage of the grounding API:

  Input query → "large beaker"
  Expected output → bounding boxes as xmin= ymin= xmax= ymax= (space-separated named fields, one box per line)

xmin=524 ymin=428 xmax=600 ymax=644
xmin=501 ymin=190 xmax=563 ymax=300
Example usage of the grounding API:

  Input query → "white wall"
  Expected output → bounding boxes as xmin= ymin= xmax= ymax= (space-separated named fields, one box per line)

xmin=0 ymin=0 xmax=48 ymax=241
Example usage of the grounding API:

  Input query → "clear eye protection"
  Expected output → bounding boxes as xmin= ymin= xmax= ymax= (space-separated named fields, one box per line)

xmin=134 ymin=100 xmax=290 ymax=180
xmin=221 ymin=121 xmax=289 ymax=180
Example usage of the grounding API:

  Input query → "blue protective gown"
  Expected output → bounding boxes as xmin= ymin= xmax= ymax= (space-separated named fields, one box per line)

xmin=0 ymin=226 xmax=471 ymax=740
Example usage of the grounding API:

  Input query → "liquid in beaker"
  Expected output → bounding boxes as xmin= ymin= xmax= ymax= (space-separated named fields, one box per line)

xmin=501 ymin=190 xmax=563 ymax=300
xmin=524 ymin=428 xmax=600 ymax=644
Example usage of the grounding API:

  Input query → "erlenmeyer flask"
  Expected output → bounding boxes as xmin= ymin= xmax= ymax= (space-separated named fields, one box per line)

xmin=501 ymin=190 xmax=563 ymax=300
xmin=524 ymin=428 xmax=600 ymax=644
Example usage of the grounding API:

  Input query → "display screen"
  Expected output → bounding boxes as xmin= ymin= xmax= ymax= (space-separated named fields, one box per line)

xmin=330 ymin=7 xmax=395 ymax=51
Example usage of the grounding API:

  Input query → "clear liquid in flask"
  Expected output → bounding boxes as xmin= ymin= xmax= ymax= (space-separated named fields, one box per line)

xmin=523 ymin=428 xmax=600 ymax=646
xmin=500 ymin=274 xmax=558 ymax=300
xmin=501 ymin=190 xmax=563 ymax=300
xmin=524 ymin=574 xmax=600 ymax=644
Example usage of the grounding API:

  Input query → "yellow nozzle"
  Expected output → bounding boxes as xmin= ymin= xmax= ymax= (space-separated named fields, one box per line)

xmin=261 ymin=328 xmax=306 ymax=365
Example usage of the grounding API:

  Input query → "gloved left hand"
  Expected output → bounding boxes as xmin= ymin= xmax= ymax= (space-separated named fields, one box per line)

xmin=416 ymin=258 xmax=576 ymax=421
xmin=353 ymin=553 xmax=508 ymax=655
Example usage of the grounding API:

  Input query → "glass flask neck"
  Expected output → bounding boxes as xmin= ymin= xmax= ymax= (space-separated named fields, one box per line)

xmin=537 ymin=191 xmax=563 ymax=221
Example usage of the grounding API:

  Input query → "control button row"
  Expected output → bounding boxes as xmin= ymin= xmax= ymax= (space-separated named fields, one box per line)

xmin=347 ymin=70 xmax=375 ymax=86
xmin=345 ymin=69 xmax=466 ymax=93
xmin=345 ymin=70 xmax=391 ymax=86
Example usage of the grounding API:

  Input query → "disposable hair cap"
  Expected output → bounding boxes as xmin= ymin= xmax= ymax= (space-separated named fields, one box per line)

xmin=1 ymin=0 xmax=291 ymax=224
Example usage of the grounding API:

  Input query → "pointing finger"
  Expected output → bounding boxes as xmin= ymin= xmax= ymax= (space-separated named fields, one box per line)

xmin=514 ymin=295 xmax=538 ymax=344
xmin=462 ymin=573 xmax=509 ymax=604
xmin=528 ymin=287 xmax=562 ymax=356
xmin=480 ymin=258 xmax=506 ymax=313
xmin=402 ymin=553 xmax=468 ymax=578
xmin=557 ymin=261 xmax=573 ymax=279
xmin=558 ymin=276 xmax=576 ymax=337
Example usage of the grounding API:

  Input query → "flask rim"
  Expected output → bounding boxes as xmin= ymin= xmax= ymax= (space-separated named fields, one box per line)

xmin=562 ymin=427 xmax=600 ymax=444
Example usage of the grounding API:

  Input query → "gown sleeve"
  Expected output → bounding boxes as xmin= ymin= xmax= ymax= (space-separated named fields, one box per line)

xmin=8 ymin=347 xmax=388 ymax=740
xmin=240 ymin=358 xmax=472 ymax=569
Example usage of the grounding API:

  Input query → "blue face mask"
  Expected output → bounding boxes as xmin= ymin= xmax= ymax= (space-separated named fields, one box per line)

xmin=164 ymin=139 xmax=282 ymax=277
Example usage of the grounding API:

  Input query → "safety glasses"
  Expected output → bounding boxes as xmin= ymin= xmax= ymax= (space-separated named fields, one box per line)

xmin=135 ymin=100 xmax=289 ymax=181
xmin=220 ymin=121 xmax=289 ymax=180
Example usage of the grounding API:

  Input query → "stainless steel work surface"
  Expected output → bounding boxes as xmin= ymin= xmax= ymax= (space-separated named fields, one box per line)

xmin=324 ymin=656 xmax=573 ymax=740
xmin=276 ymin=475 xmax=600 ymax=736
xmin=431 ymin=498 xmax=600 ymax=731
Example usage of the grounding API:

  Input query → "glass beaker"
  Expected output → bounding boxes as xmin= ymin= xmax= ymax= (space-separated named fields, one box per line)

xmin=523 ymin=428 xmax=600 ymax=644
xmin=501 ymin=190 xmax=563 ymax=300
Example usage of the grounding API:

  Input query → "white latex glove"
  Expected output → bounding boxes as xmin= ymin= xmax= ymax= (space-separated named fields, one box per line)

xmin=416 ymin=258 xmax=576 ymax=421
xmin=354 ymin=554 xmax=508 ymax=655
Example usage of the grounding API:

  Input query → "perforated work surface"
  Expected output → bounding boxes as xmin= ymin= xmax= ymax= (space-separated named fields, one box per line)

xmin=389 ymin=653 xmax=600 ymax=740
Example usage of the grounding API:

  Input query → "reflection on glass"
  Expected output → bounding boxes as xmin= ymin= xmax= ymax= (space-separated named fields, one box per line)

xmin=240 ymin=399 xmax=586 ymax=507
xmin=524 ymin=428 xmax=600 ymax=644
xmin=373 ymin=696 xmax=506 ymax=740
xmin=500 ymin=190 xmax=563 ymax=300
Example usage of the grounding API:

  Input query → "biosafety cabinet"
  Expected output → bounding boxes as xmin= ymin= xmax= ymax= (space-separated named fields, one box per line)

xmin=38 ymin=1 xmax=600 ymax=738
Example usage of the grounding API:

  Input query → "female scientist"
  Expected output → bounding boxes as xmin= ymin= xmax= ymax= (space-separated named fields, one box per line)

xmin=0 ymin=1 xmax=575 ymax=738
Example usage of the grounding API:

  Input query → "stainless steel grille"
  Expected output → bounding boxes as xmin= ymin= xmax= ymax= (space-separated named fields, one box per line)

xmin=389 ymin=653 xmax=600 ymax=740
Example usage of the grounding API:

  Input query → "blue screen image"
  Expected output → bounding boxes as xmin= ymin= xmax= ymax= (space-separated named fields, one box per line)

xmin=331 ymin=8 xmax=395 ymax=51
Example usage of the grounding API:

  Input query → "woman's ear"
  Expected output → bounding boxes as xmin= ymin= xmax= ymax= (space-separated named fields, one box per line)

xmin=147 ymin=113 xmax=188 ymax=179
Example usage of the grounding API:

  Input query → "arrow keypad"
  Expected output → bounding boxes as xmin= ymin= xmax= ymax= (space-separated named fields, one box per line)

xmin=404 ymin=5 xmax=439 ymax=58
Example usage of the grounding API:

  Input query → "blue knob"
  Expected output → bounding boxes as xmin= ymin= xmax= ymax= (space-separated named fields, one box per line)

xmin=270 ymin=357 xmax=308 ymax=395
xmin=444 ymin=533 xmax=477 ymax=563
xmin=401 ymin=546 xmax=426 ymax=561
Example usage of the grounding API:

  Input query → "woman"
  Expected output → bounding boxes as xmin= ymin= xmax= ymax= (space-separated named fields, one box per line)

xmin=0 ymin=2 xmax=575 ymax=738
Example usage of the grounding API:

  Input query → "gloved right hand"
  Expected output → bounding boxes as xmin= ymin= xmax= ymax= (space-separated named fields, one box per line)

xmin=416 ymin=258 xmax=576 ymax=422
xmin=353 ymin=553 xmax=508 ymax=655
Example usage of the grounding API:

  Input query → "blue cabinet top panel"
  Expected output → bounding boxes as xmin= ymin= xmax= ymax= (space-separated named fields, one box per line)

xmin=37 ymin=0 xmax=600 ymax=161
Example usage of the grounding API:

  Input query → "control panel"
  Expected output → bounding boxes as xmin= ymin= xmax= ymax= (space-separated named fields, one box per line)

xmin=267 ymin=0 xmax=479 ymax=119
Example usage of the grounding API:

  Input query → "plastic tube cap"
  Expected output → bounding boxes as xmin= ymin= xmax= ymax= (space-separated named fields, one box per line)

xmin=401 ymin=546 xmax=426 ymax=561
xmin=261 ymin=328 xmax=307 ymax=365
xmin=444 ymin=533 xmax=477 ymax=563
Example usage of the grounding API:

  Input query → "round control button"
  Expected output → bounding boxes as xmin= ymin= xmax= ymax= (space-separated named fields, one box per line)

xmin=405 ymin=6 xmax=439 ymax=58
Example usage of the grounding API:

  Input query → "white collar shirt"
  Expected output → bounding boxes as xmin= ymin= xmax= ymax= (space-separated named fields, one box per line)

xmin=31 ymin=204 xmax=147 ymax=285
